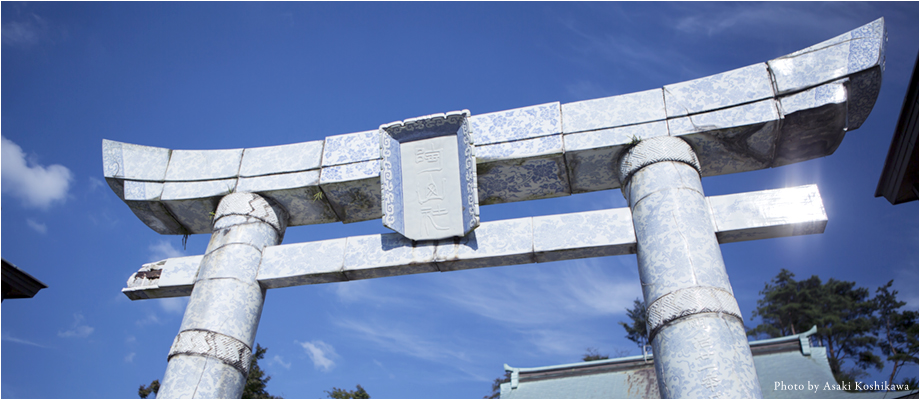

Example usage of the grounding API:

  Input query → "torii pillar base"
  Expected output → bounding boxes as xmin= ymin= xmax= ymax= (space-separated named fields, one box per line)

xmin=618 ymin=137 xmax=762 ymax=398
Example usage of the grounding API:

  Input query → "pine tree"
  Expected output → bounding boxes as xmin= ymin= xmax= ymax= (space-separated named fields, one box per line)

xmin=138 ymin=343 xmax=280 ymax=399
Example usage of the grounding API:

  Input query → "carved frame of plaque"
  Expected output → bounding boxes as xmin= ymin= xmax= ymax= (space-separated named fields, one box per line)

xmin=380 ymin=110 xmax=479 ymax=241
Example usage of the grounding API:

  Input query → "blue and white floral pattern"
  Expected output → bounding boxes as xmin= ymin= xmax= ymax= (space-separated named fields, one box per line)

xmin=664 ymin=63 xmax=773 ymax=118
xmin=124 ymin=185 xmax=827 ymax=302
xmin=101 ymin=19 xmax=885 ymax=238
xmin=469 ymin=102 xmax=560 ymax=145
xmin=322 ymin=130 xmax=379 ymax=167
xmin=561 ymin=89 xmax=665 ymax=134
xmin=239 ymin=140 xmax=323 ymax=177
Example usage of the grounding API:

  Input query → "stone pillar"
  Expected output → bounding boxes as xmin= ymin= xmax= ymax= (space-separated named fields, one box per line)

xmin=158 ymin=193 xmax=287 ymax=399
xmin=617 ymin=137 xmax=762 ymax=399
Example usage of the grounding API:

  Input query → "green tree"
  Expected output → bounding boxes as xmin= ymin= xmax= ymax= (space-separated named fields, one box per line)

xmin=484 ymin=371 xmax=511 ymax=399
xmin=749 ymin=270 xmax=882 ymax=387
xmin=137 ymin=343 xmax=280 ymax=399
xmin=245 ymin=344 xmax=281 ymax=399
xmin=138 ymin=380 xmax=159 ymax=399
xmin=325 ymin=385 xmax=370 ymax=399
xmin=873 ymin=280 xmax=919 ymax=384
xmin=618 ymin=298 xmax=649 ymax=351
xmin=582 ymin=347 xmax=609 ymax=362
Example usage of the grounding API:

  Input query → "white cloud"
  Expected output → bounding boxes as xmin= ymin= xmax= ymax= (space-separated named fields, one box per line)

xmin=1 ymin=13 xmax=45 ymax=47
xmin=149 ymin=240 xmax=184 ymax=262
xmin=157 ymin=297 xmax=188 ymax=314
xmin=330 ymin=279 xmax=412 ymax=307
xmin=2 ymin=331 xmax=50 ymax=348
xmin=26 ymin=218 xmax=47 ymax=234
xmin=125 ymin=352 xmax=136 ymax=363
xmin=135 ymin=312 xmax=160 ymax=327
xmin=1 ymin=136 xmax=72 ymax=209
xmin=58 ymin=313 xmax=94 ymax=338
xmin=88 ymin=177 xmax=107 ymax=192
xmin=297 ymin=340 xmax=338 ymax=372
xmin=670 ymin=3 xmax=857 ymax=38
xmin=336 ymin=318 xmax=470 ymax=364
xmin=434 ymin=260 xmax=641 ymax=327
xmin=271 ymin=355 xmax=291 ymax=369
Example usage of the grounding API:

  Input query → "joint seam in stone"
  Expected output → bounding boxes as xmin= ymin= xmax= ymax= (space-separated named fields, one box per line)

xmin=168 ymin=329 xmax=252 ymax=377
xmin=646 ymin=286 xmax=742 ymax=342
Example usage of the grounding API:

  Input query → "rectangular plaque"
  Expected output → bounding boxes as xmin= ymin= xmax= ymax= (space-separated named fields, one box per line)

xmin=400 ymin=136 xmax=463 ymax=238
xmin=380 ymin=110 xmax=479 ymax=241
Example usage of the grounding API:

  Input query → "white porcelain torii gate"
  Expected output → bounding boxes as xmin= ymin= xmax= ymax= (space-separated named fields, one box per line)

xmin=103 ymin=19 xmax=885 ymax=399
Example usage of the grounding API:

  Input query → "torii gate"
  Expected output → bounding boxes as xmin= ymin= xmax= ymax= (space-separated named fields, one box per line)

xmin=103 ymin=19 xmax=886 ymax=399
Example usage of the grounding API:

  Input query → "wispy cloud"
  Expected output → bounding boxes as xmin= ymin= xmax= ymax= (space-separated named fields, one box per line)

xmin=271 ymin=355 xmax=291 ymax=370
xmin=135 ymin=312 xmax=160 ymax=327
xmin=157 ymin=297 xmax=188 ymax=314
xmin=435 ymin=260 xmax=641 ymax=327
xmin=1 ymin=136 xmax=72 ymax=210
xmin=58 ymin=313 xmax=94 ymax=338
xmin=336 ymin=318 xmax=470 ymax=365
xmin=26 ymin=218 xmax=47 ymax=234
xmin=669 ymin=3 xmax=868 ymax=38
xmin=125 ymin=352 xmax=136 ymax=363
xmin=1 ymin=13 xmax=48 ymax=47
xmin=88 ymin=177 xmax=107 ymax=193
xmin=297 ymin=340 xmax=338 ymax=372
xmin=330 ymin=279 xmax=412 ymax=308
xmin=2 ymin=331 xmax=51 ymax=348
xmin=149 ymin=240 xmax=185 ymax=262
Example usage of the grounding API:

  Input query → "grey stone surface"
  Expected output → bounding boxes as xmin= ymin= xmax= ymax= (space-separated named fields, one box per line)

xmin=102 ymin=139 xmax=171 ymax=181
xmin=561 ymin=89 xmax=666 ymax=134
xmin=774 ymin=79 xmax=849 ymax=167
xmin=618 ymin=137 xmax=760 ymax=398
xmin=709 ymin=184 xmax=827 ymax=242
xmin=380 ymin=111 xmax=478 ymax=240
xmin=533 ymin=208 xmax=636 ymax=263
xmin=258 ymin=238 xmax=348 ymax=289
xmin=768 ymin=18 xmax=885 ymax=95
xmin=563 ymin=121 xmax=668 ymax=193
xmin=664 ymin=63 xmax=773 ymax=118
xmin=320 ymin=160 xmax=382 ymax=223
xmin=469 ymin=102 xmax=561 ymax=145
xmin=434 ymin=217 xmax=534 ymax=272
xmin=165 ymin=148 xmax=243 ymax=181
xmin=102 ymin=19 xmax=884 ymax=236
xmin=123 ymin=186 xmax=827 ymax=299
xmin=670 ymin=99 xmax=781 ymax=177
xmin=239 ymin=140 xmax=324 ymax=177
xmin=159 ymin=193 xmax=284 ymax=398
xmin=322 ymin=130 xmax=379 ymax=167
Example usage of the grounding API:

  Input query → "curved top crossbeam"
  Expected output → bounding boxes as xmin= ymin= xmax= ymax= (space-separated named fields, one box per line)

xmin=102 ymin=18 xmax=885 ymax=235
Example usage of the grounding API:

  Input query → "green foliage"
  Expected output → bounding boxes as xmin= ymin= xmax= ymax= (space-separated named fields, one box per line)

xmin=582 ymin=347 xmax=609 ymax=362
xmin=244 ymin=344 xmax=281 ymax=399
xmin=325 ymin=385 xmax=370 ymax=399
xmin=138 ymin=379 xmax=159 ymax=399
xmin=873 ymin=280 xmax=919 ymax=384
xmin=137 ymin=343 xmax=279 ymax=399
xmin=899 ymin=377 xmax=919 ymax=390
xmin=747 ymin=270 xmax=920 ymax=388
xmin=484 ymin=371 xmax=511 ymax=399
xmin=618 ymin=298 xmax=649 ymax=351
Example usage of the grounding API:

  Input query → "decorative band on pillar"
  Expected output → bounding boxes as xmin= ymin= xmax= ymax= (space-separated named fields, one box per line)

xmin=616 ymin=136 xmax=701 ymax=188
xmin=212 ymin=192 xmax=288 ymax=234
xmin=645 ymin=286 xmax=743 ymax=342
xmin=168 ymin=329 xmax=253 ymax=376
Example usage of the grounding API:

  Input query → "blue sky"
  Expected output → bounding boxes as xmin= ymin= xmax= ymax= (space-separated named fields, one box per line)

xmin=1 ymin=2 xmax=917 ymax=399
